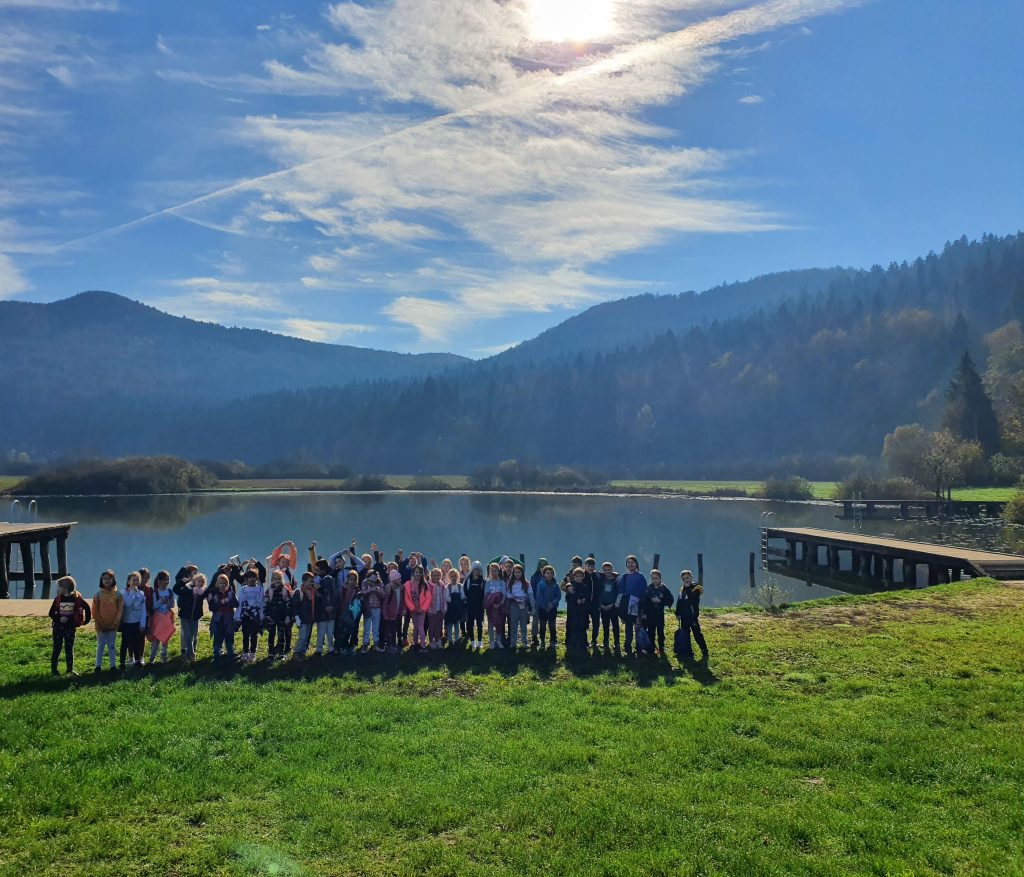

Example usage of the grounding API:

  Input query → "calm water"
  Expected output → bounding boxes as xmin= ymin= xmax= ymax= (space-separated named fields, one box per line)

xmin=7 ymin=493 xmax=1022 ymax=603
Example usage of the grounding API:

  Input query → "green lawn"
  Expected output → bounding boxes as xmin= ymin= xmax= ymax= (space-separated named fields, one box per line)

xmin=1 ymin=580 xmax=1022 ymax=876
xmin=950 ymin=487 xmax=1016 ymax=502
xmin=610 ymin=479 xmax=840 ymax=499
xmin=0 ymin=475 xmax=24 ymax=492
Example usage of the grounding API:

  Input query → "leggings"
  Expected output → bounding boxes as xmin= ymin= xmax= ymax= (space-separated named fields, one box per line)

xmin=51 ymin=626 xmax=76 ymax=672
xmin=381 ymin=618 xmax=398 ymax=649
xmin=428 ymin=612 xmax=444 ymax=644
xmin=268 ymin=623 xmax=292 ymax=654
xmin=412 ymin=612 xmax=426 ymax=647
xmin=242 ymin=618 xmax=262 ymax=654
xmin=536 ymin=608 xmax=557 ymax=644
xmin=467 ymin=608 xmax=484 ymax=641
xmin=119 ymin=622 xmax=142 ymax=665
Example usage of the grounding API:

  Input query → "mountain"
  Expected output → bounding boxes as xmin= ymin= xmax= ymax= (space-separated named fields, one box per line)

xmin=493 ymin=267 xmax=859 ymax=364
xmin=0 ymin=290 xmax=466 ymax=407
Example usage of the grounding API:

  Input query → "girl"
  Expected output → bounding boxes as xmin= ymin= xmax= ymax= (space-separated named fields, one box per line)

xmin=507 ymin=564 xmax=533 ymax=649
xmin=381 ymin=570 xmax=403 ymax=653
xmin=464 ymin=561 xmax=485 ymax=649
xmin=264 ymin=570 xmax=293 ymax=658
xmin=534 ymin=565 xmax=561 ymax=648
xmin=360 ymin=569 xmax=385 ymax=652
xmin=48 ymin=576 xmax=90 ymax=676
xmin=336 ymin=569 xmax=362 ymax=655
xmin=146 ymin=570 xmax=176 ymax=664
xmin=119 ymin=572 xmax=148 ymax=669
xmin=238 ymin=568 xmax=265 ymax=662
xmin=173 ymin=565 xmax=205 ymax=662
xmin=618 ymin=555 xmax=648 ymax=657
xmin=597 ymin=561 xmax=622 ymax=652
xmin=268 ymin=541 xmax=298 ymax=587
xmin=458 ymin=554 xmax=472 ymax=639
xmin=403 ymin=565 xmax=431 ymax=650
xmin=427 ymin=567 xmax=449 ymax=649
xmin=444 ymin=568 xmax=465 ymax=647
xmin=207 ymin=573 xmax=239 ymax=661
xmin=138 ymin=567 xmax=154 ymax=660
xmin=92 ymin=570 xmax=122 ymax=671
xmin=483 ymin=563 xmax=508 ymax=650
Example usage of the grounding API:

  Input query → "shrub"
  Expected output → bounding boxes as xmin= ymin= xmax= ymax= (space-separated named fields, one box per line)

xmin=10 ymin=456 xmax=216 ymax=496
xmin=759 ymin=475 xmax=814 ymax=501
xmin=989 ymin=453 xmax=1024 ymax=486
xmin=340 ymin=474 xmax=390 ymax=492
xmin=1004 ymin=481 xmax=1024 ymax=524
xmin=832 ymin=474 xmax=929 ymax=500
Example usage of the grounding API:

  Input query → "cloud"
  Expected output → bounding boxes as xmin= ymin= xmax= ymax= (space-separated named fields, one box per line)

xmin=0 ymin=0 xmax=117 ymax=8
xmin=0 ymin=253 xmax=29 ymax=298
xmin=279 ymin=318 xmax=375 ymax=343
xmin=259 ymin=209 xmax=301 ymax=223
xmin=739 ymin=93 xmax=764 ymax=103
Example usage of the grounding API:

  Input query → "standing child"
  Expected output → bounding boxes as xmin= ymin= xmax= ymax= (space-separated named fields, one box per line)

xmin=403 ymin=565 xmax=431 ymax=650
xmin=674 ymin=570 xmax=708 ymax=662
xmin=381 ymin=570 xmax=403 ymax=653
xmin=120 ymin=572 xmax=148 ymax=669
xmin=238 ymin=569 xmax=264 ymax=662
xmin=583 ymin=557 xmax=603 ymax=649
xmin=565 ymin=568 xmax=593 ymax=651
xmin=291 ymin=573 xmax=317 ymax=658
xmin=360 ymin=569 xmax=384 ymax=652
xmin=483 ymin=563 xmax=508 ymax=650
xmin=507 ymin=564 xmax=534 ymax=649
xmin=444 ymin=568 xmax=465 ymax=647
xmin=534 ymin=565 xmax=561 ymax=648
xmin=618 ymin=555 xmax=648 ymax=656
xmin=464 ymin=561 xmax=486 ymax=649
xmin=427 ymin=567 xmax=449 ymax=649
xmin=268 ymin=541 xmax=299 ymax=588
xmin=48 ymin=576 xmax=91 ymax=676
xmin=530 ymin=557 xmax=549 ymax=646
xmin=334 ymin=569 xmax=360 ymax=656
xmin=146 ymin=571 xmax=177 ymax=664
xmin=92 ymin=570 xmax=122 ymax=671
xmin=263 ymin=571 xmax=293 ymax=658
xmin=596 ymin=561 xmax=622 ymax=652
xmin=138 ymin=568 xmax=154 ymax=663
xmin=173 ymin=565 xmax=205 ymax=662
xmin=642 ymin=569 xmax=674 ymax=656
xmin=313 ymin=563 xmax=336 ymax=657
xmin=207 ymin=573 xmax=239 ymax=661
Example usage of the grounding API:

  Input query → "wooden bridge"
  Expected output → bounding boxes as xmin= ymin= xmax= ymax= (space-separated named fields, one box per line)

xmin=764 ymin=526 xmax=1024 ymax=586
xmin=834 ymin=499 xmax=1006 ymax=520
xmin=0 ymin=522 xmax=76 ymax=599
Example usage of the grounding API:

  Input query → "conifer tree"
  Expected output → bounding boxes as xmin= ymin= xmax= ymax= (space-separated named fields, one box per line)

xmin=943 ymin=351 xmax=1001 ymax=454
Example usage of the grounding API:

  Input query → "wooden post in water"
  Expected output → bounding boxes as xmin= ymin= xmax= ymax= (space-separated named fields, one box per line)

xmin=785 ymin=539 xmax=796 ymax=563
xmin=749 ymin=552 xmax=756 ymax=587
xmin=20 ymin=541 xmax=35 ymax=599
xmin=56 ymin=534 xmax=69 ymax=578
xmin=883 ymin=557 xmax=894 ymax=585
xmin=653 ymin=553 xmax=661 ymax=571
xmin=0 ymin=545 xmax=8 ymax=599
xmin=872 ymin=554 xmax=884 ymax=579
xmin=39 ymin=538 xmax=53 ymax=596
xmin=928 ymin=565 xmax=940 ymax=586
xmin=902 ymin=559 xmax=916 ymax=586
xmin=697 ymin=553 xmax=703 ymax=587
xmin=851 ymin=551 xmax=862 ymax=575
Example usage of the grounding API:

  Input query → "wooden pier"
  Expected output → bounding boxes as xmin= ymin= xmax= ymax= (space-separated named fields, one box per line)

xmin=764 ymin=526 xmax=1024 ymax=586
xmin=834 ymin=499 xmax=1006 ymax=520
xmin=0 ymin=522 xmax=76 ymax=599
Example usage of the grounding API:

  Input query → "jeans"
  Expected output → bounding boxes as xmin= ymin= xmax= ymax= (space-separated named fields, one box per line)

xmin=589 ymin=607 xmax=601 ymax=644
xmin=294 ymin=623 xmax=312 ymax=656
xmin=180 ymin=617 xmax=200 ymax=659
xmin=363 ymin=607 xmax=382 ymax=647
xmin=268 ymin=622 xmax=292 ymax=655
xmin=148 ymin=639 xmax=168 ymax=662
xmin=211 ymin=618 xmax=235 ymax=659
xmin=51 ymin=625 xmax=75 ymax=672
xmin=677 ymin=619 xmax=708 ymax=659
xmin=536 ymin=608 xmax=557 ymax=644
xmin=599 ymin=608 xmax=620 ymax=648
xmin=242 ymin=617 xmax=262 ymax=654
xmin=467 ymin=608 xmax=483 ymax=641
xmin=508 ymin=603 xmax=529 ymax=647
xmin=646 ymin=616 xmax=666 ymax=652
xmin=96 ymin=629 xmax=117 ymax=668
xmin=315 ymin=619 xmax=335 ymax=654
xmin=624 ymin=615 xmax=639 ymax=654
xmin=119 ymin=622 xmax=141 ymax=666
xmin=444 ymin=618 xmax=461 ymax=643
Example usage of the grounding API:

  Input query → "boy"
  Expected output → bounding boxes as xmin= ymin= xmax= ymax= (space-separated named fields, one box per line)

xmin=596 ymin=561 xmax=622 ymax=652
xmin=264 ymin=571 xmax=293 ymax=658
xmin=582 ymin=557 xmax=603 ymax=648
xmin=48 ymin=576 xmax=91 ymax=676
xmin=618 ymin=555 xmax=648 ymax=656
xmin=674 ymin=569 xmax=708 ymax=662
xmin=291 ymin=572 xmax=317 ymax=658
xmin=207 ymin=574 xmax=238 ymax=661
xmin=642 ymin=569 xmax=674 ymax=656
xmin=534 ymin=565 xmax=561 ymax=648
xmin=565 ymin=567 xmax=593 ymax=651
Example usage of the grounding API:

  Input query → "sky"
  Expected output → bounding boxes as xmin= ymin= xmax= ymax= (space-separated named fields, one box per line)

xmin=1 ymin=0 xmax=1022 ymax=356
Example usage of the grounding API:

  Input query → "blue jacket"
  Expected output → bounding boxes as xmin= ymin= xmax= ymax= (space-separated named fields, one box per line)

xmin=619 ymin=571 xmax=648 ymax=600
xmin=121 ymin=589 xmax=148 ymax=626
xmin=534 ymin=579 xmax=562 ymax=612
xmin=596 ymin=574 xmax=623 ymax=608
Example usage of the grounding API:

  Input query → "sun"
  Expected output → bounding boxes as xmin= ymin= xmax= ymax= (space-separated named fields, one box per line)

xmin=528 ymin=0 xmax=616 ymax=43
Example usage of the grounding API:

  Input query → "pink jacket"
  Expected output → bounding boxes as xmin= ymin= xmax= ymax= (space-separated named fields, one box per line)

xmin=381 ymin=584 xmax=402 ymax=621
xmin=428 ymin=582 xmax=449 ymax=615
xmin=403 ymin=580 xmax=431 ymax=613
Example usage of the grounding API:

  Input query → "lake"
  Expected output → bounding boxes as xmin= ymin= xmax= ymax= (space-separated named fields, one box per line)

xmin=6 ymin=492 xmax=1022 ymax=603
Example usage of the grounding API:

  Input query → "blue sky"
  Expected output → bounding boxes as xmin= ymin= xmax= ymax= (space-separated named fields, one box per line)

xmin=2 ymin=0 xmax=1022 ymax=356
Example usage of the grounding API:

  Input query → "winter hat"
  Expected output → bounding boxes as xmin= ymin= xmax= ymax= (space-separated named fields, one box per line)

xmin=471 ymin=560 xmax=483 ymax=571
xmin=388 ymin=569 xmax=401 ymax=583
xmin=499 ymin=555 xmax=511 ymax=565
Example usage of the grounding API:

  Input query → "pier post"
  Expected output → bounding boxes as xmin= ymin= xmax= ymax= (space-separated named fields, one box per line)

xmin=928 ymin=565 xmax=940 ymax=586
xmin=785 ymin=540 xmax=796 ymax=563
xmin=39 ymin=539 xmax=53 ymax=596
xmin=883 ymin=557 xmax=894 ymax=585
xmin=697 ymin=554 xmax=703 ymax=587
xmin=949 ymin=566 xmax=962 ymax=581
xmin=56 ymin=534 xmax=69 ymax=578
xmin=899 ymin=502 xmax=908 ymax=520
xmin=937 ymin=566 xmax=950 ymax=584
xmin=872 ymin=554 xmax=884 ymax=578
xmin=828 ymin=546 xmax=840 ymax=571
xmin=902 ymin=559 xmax=916 ymax=586
xmin=749 ymin=552 xmax=756 ymax=587
xmin=19 ymin=541 xmax=35 ymax=599
xmin=0 ymin=545 xmax=8 ymax=598
xmin=851 ymin=551 xmax=862 ymax=575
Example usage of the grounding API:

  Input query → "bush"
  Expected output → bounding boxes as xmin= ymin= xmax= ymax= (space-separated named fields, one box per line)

xmin=990 ymin=454 xmax=1024 ymax=486
xmin=759 ymin=475 xmax=814 ymax=501
xmin=832 ymin=474 xmax=929 ymax=500
xmin=468 ymin=460 xmax=607 ymax=491
xmin=1004 ymin=481 xmax=1024 ymax=524
xmin=10 ymin=456 xmax=216 ymax=496
xmin=340 ymin=474 xmax=390 ymax=492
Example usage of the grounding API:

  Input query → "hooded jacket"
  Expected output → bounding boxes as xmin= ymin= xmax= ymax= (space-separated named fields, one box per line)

xmin=404 ymin=579 xmax=432 ymax=614
xmin=49 ymin=591 xmax=91 ymax=629
xmin=173 ymin=568 xmax=206 ymax=620
xmin=92 ymin=588 xmax=123 ymax=632
xmin=464 ymin=570 xmax=485 ymax=613
xmin=675 ymin=583 xmax=704 ymax=625
xmin=642 ymin=583 xmax=674 ymax=621
xmin=534 ymin=577 xmax=562 ymax=612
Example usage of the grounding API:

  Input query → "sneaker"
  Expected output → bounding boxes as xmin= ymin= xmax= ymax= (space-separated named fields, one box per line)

xmin=126 ymin=658 xmax=136 ymax=668
xmin=94 ymin=665 xmax=102 ymax=672
xmin=375 ymin=646 xmax=385 ymax=653
xmin=51 ymin=668 xmax=59 ymax=676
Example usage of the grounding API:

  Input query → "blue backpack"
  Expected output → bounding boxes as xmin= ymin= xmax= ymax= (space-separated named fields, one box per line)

xmin=636 ymin=625 xmax=653 ymax=653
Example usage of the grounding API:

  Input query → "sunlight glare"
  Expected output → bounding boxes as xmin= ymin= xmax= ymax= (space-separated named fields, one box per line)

xmin=529 ymin=0 xmax=616 ymax=43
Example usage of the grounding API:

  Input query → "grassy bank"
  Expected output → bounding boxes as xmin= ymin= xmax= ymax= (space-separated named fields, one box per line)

xmin=1 ymin=580 xmax=1022 ymax=876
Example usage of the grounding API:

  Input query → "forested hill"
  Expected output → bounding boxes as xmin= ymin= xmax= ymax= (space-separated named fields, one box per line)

xmin=0 ymin=291 xmax=466 ymax=406
xmin=10 ymin=232 xmax=1018 ymax=476
xmin=495 ymin=267 xmax=858 ymax=364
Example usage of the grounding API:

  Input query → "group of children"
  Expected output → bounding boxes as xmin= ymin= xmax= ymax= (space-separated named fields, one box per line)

xmin=46 ymin=540 xmax=710 ymax=674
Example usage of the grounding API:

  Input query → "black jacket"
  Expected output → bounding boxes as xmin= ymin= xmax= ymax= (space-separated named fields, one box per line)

xmin=642 ymin=584 xmax=674 ymax=621
xmin=173 ymin=568 xmax=206 ymax=620
xmin=675 ymin=584 xmax=702 ymax=625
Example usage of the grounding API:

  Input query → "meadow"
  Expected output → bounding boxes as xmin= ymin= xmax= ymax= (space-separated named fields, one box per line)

xmin=1 ymin=580 xmax=1021 ymax=876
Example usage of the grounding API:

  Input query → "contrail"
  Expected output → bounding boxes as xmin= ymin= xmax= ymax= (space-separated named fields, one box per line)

xmin=50 ymin=0 xmax=853 ymax=253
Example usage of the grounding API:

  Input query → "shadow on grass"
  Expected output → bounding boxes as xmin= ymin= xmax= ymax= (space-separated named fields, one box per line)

xmin=0 ymin=643 xmax=718 ymax=699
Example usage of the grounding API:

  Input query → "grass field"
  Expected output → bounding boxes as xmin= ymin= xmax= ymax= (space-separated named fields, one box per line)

xmin=0 ymin=475 xmax=24 ymax=492
xmin=1 ymin=580 xmax=1022 ymax=876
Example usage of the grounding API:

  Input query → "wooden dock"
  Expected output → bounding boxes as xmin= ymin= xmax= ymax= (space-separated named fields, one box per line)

xmin=765 ymin=526 xmax=1024 ymax=585
xmin=0 ymin=522 xmax=76 ymax=599
xmin=834 ymin=499 xmax=1006 ymax=520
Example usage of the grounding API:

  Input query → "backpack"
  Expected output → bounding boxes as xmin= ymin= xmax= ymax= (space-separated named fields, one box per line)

xmin=349 ymin=597 xmax=362 ymax=619
xmin=636 ymin=624 xmax=652 ymax=653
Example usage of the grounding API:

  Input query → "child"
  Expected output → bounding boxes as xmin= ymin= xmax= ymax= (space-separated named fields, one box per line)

xmin=483 ymin=563 xmax=508 ymax=650
xmin=146 ymin=570 xmax=177 ymax=664
xmin=642 ymin=569 xmax=674 ymax=656
xmin=403 ymin=565 xmax=431 ymax=650
xmin=313 ymin=563 xmax=337 ymax=657
xmin=427 ymin=567 xmax=449 ymax=650
xmin=464 ymin=561 xmax=485 ymax=648
xmin=48 ymin=576 xmax=91 ymax=676
xmin=618 ymin=555 xmax=648 ymax=656
xmin=674 ymin=570 xmax=708 ymax=662
xmin=444 ymin=568 xmax=465 ymax=646
xmin=381 ymin=570 xmax=403 ymax=653
xmin=457 ymin=554 xmax=471 ymax=639
xmin=92 ymin=570 xmax=122 ymax=671
xmin=334 ymin=569 xmax=360 ymax=655
xmin=534 ymin=565 xmax=561 ymax=648
xmin=360 ymin=569 xmax=385 ymax=652
xmin=507 ymin=564 xmax=534 ymax=649
xmin=207 ymin=573 xmax=239 ymax=661
xmin=530 ymin=557 xmax=549 ymax=646
xmin=268 ymin=540 xmax=298 ymax=587
xmin=596 ymin=561 xmax=622 ymax=652
xmin=264 ymin=571 xmax=293 ymax=658
xmin=238 ymin=568 xmax=265 ymax=662
xmin=173 ymin=565 xmax=206 ymax=662
xmin=583 ymin=557 xmax=603 ymax=648
xmin=291 ymin=572 xmax=317 ymax=658
xmin=138 ymin=567 xmax=154 ymax=661
xmin=120 ymin=572 xmax=148 ymax=669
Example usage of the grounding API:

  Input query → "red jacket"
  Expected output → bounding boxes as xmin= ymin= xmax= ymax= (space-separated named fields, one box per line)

xmin=49 ymin=593 xmax=91 ymax=628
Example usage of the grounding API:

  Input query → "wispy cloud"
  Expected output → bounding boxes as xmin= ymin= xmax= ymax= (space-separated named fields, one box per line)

xmin=0 ymin=253 xmax=29 ymax=298
xmin=739 ymin=93 xmax=764 ymax=103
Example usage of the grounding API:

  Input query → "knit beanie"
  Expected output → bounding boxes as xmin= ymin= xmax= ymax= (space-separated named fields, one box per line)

xmin=389 ymin=569 xmax=401 ymax=583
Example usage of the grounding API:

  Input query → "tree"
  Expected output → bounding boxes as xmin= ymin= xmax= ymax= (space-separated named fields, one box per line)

xmin=943 ymin=351 xmax=1001 ymax=454
xmin=920 ymin=430 xmax=984 ymax=498
xmin=882 ymin=424 xmax=930 ymax=484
